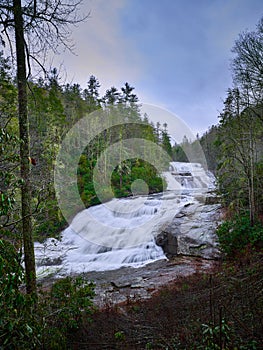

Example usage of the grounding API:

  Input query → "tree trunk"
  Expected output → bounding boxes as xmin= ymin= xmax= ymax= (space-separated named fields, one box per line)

xmin=248 ymin=131 xmax=255 ymax=227
xmin=13 ymin=0 xmax=36 ymax=294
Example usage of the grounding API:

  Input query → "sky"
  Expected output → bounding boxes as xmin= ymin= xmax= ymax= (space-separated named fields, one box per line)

xmin=54 ymin=0 xmax=263 ymax=138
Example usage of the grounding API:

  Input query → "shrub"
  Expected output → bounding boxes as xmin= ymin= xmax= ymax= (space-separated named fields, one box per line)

xmin=0 ymin=239 xmax=40 ymax=349
xmin=40 ymin=276 xmax=95 ymax=349
xmin=216 ymin=214 xmax=263 ymax=256
xmin=0 ymin=239 xmax=95 ymax=349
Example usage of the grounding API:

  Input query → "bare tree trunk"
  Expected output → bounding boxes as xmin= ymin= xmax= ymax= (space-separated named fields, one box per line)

xmin=249 ymin=129 xmax=255 ymax=226
xmin=13 ymin=0 xmax=36 ymax=294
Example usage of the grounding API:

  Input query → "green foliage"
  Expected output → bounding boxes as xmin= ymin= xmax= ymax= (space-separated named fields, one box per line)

xmin=200 ymin=125 xmax=221 ymax=172
xmin=0 ymin=128 xmax=21 ymax=236
xmin=172 ymin=144 xmax=188 ymax=162
xmin=216 ymin=98 xmax=263 ymax=222
xmin=0 ymin=239 xmax=23 ymax=293
xmin=33 ymin=206 xmax=67 ymax=242
xmin=0 ymin=239 xmax=95 ymax=349
xmin=78 ymin=120 xmax=168 ymax=208
xmin=40 ymin=276 xmax=95 ymax=349
xmin=112 ymin=159 xmax=165 ymax=197
xmin=0 ymin=53 xmax=17 ymax=122
xmin=114 ymin=330 xmax=126 ymax=341
xmin=199 ymin=319 xmax=259 ymax=350
xmin=161 ymin=129 xmax=173 ymax=158
xmin=0 ymin=191 xmax=15 ymax=217
xmin=79 ymin=157 xmax=165 ymax=207
xmin=0 ymin=57 xmax=21 ymax=234
xmin=0 ymin=239 xmax=41 ymax=350
xmin=1 ymin=56 xmax=172 ymax=242
xmin=217 ymin=214 xmax=263 ymax=256
xmin=200 ymin=319 xmax=231 ymax=350
xmin=196 ymin=17 xmax=263 ymax=226
xmin=49 ymin=276 xmax=95 ymax=329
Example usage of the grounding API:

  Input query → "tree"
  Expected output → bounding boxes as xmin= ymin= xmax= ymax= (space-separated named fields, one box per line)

xmin=121 ymin=82 xmax=138 ymax=104
xmin=102 ymin=86 xmax=120 ymax=106
xmin=13 ymin=0 xmax=36 ymax=295
xmin=231 ymin=16 xmax=263 ymax=120
xmin=217 ymin=89 xmax=262 ymax=225
xmin=161 ymin=128 xmax=173 ymax=158
xmin=217 ymin=17 xmax=263 ymax=225
xmin=83 ymin=75 xmax=101 ymax=110
xmin=0 ymin=0 xmax=87 ymax=294
xmin=63 ymin=82 xmax=87 ymax=126
xmin=199 ymin=125 xmax=220 ymax=172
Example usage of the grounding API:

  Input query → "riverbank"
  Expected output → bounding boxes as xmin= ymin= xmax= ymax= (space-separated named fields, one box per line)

xmin=82 ymin=255 xmax=217 ymax=307
xmin=66 ymin=250 xmax=263 ymax=350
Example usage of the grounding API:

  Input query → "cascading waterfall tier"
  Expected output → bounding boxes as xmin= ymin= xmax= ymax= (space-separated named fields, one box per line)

xmin=35 ymin=162 xmax=216 ymax=278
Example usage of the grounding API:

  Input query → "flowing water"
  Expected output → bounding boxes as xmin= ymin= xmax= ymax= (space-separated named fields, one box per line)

xmin=35 ymin=162 xmax=215 ymax=278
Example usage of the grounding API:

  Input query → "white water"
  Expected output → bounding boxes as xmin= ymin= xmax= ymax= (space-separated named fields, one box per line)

xmin=35 ymin=162 xmax=215 ymax=278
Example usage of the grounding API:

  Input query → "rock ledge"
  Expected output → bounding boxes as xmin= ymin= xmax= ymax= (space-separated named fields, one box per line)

xmin=156 ymin=201 xmax=222 ymax=259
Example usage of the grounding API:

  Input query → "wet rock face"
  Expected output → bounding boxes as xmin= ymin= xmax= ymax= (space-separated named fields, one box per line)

xmin=156 ymin=201 xmax=222 ymax=260
xmin=155 ymin=232 xmax=178 ymax=258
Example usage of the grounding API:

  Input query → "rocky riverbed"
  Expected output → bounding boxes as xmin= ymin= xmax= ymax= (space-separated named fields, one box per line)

xmin=86 ymin=199 xmax=223 ymax=307
xmin=37 ymin=196 xmax=222 ymax=307
xmin=59 ymin=255 xmax=217 ymax=307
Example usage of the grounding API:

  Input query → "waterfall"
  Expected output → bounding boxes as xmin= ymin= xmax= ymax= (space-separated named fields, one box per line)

xmin=35 ymin=162 xmax=215 ymax=278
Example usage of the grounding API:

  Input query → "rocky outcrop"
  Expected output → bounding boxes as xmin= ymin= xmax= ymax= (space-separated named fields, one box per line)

xmin=156 ymin=201 xmax=222 ymax=260
xmin=155 ymin=231 xmax=178 ymax=258
xmin=83 ymin=257 xmax=216 ymax=307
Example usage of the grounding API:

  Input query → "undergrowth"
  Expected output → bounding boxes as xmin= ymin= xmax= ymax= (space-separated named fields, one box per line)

xmin=1 ymin=221 xmax=262 ymax=349
xmin=68 ymin=250 xmax=263 ymax=349
xmin=216 ymin=213 xmax=263 ymax=256
xmin=0 ymin=239 xmax=95 ymax=350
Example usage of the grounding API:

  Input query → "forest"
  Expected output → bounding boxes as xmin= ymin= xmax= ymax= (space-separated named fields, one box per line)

xmin=0 ymin=1 xmax=262 ymax=349
xmin=0 ymin=63 xmax=172 ymax=239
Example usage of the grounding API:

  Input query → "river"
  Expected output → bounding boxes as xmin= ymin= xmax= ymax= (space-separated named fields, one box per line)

xmin=35 ymin=162 xmax=217 ymax=279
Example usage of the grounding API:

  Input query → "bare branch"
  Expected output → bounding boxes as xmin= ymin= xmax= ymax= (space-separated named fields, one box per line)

xmin=0 ymin=0 xmax=89 ymax=75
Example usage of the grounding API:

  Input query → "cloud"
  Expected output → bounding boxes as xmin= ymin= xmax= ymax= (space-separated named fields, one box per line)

xmin=54 ymin=0 xmax=143 ymax=93
xmin=52 ymin=0 xmax=262 ymax=136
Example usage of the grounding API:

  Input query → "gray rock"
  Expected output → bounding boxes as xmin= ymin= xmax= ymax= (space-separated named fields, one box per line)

xmin=156 ymin=231 xmax=178 ymax=258
xmin=37 ymin=257 xmax=63 ymax=266
xmin=156 ymin=202 xmax=221 ymax=260
xmin=110 ymin=281 xmax=131 ymax=289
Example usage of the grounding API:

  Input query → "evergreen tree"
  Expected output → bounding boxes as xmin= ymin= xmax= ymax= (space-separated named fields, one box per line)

xmin=121 ymin=82 xmax=138 ymax=104
xmin=83 ymin=75 xmax=101 ymax=110
xmin=161 ymin=128 xmax=173 ymax=159
xmin=102 ymin=86 xmax=120 ymax=106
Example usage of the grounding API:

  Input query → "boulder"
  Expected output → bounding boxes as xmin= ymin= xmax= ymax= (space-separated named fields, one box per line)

xmin=155 ymin=231 xmax=178 ymax=259
xmin=156 ymin=202 xmax=221 ymax=260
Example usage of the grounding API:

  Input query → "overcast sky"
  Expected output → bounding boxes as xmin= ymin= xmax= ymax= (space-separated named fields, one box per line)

xmin=55 ymin=0 xmax=262 ymax=137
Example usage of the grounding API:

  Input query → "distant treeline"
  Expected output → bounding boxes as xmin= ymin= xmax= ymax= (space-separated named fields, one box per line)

xmin=0 ymin=58 xmax=180 ymax=241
